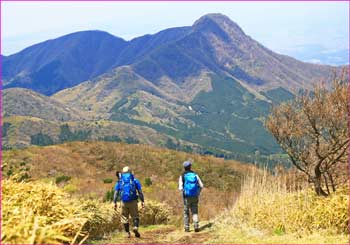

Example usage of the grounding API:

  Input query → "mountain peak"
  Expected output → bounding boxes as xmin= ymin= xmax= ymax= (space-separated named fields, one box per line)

xmin=192 ymin=13 xmax=245 ymax=37
xmin=197 ymin=13 xmax=231 ymax=22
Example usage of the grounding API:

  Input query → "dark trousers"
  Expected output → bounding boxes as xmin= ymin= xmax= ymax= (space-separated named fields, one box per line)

xmin=183 ymin=196 xmax=199 ymax=229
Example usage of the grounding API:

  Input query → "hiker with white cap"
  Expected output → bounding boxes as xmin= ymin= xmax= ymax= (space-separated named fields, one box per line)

xmin=178 ymin=160 xmax=204 ymax=232
xmin=114 ymin=166 xmax=145 ymax=238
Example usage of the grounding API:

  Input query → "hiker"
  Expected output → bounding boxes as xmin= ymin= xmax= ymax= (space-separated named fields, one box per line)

xmin=114 ymin=166 xmax=145 ymax=238
xmin=178 ymin=160 xmax=204 ymax=232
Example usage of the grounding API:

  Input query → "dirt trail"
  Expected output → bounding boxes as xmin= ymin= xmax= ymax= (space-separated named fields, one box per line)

xmin=97 ymin=222 xmax=214 ymax=244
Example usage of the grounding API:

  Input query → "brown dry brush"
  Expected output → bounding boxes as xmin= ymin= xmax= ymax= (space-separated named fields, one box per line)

xmin=2 ymin=177 xmax=171 ymax=244
xmin=266 ymin=71 xmax=349 ymax=196
xmin=233 ymin=168 xmax=349 ymax=235
xmin=3 ymin=141 xmax=251 ymax=221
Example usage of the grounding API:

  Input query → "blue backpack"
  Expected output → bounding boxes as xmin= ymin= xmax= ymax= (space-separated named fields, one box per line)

xmin=120 ymin=173 xmax=137 ymax=202
xmin=183 ymin=172 xmax=200 ymax=197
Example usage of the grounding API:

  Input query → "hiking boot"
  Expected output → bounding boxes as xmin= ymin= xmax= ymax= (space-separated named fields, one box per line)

xmin=132 ymin=218 xmax=141 ymax=237
xmin=124 ymin=232 xmax=131 ymax=238
xmin=194 ymin=223 xmax=199 ymax=232
xmin=184 ymin=227 xmax=190 ymax=232
xmin=133 ymin=227 xmax=141 ymax=238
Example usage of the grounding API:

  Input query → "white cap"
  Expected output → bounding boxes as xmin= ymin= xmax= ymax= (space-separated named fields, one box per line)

xmin=122 ymin=166 xmax=130 ymax=173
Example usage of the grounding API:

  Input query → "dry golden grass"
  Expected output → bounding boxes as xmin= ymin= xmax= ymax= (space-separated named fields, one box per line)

xmin=3 ymin=141 xmax=251 ymax=222
xmin=235 ymin=169 xmax=348 ymax=234
xmin=210 ymin=168 xmax=349 ymax=244
xmin=4 ymin=142 xmax=347 ymax=244
xmin=2 ymin=179 xmax=91 ymax=244
xmin=1 ymin=177 xmax=172 ymax=244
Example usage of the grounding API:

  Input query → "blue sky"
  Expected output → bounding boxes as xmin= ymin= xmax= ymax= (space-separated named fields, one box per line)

xmin=2 ymin=1 xmax=349 ymax=64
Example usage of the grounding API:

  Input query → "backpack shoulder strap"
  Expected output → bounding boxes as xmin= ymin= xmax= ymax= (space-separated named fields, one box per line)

xmin=192 ymin=171 xmax=198 ymax=179
xmin=121 ymin=175 xmax=125 ymax=186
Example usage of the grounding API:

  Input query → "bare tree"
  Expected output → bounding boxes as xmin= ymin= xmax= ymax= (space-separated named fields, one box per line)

xmin=266 ymin=72 xmax=348 ymax=196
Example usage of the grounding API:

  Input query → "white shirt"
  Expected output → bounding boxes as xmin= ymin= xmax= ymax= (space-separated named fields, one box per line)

xmin=178 ymin=173 xmax=204 ymax=191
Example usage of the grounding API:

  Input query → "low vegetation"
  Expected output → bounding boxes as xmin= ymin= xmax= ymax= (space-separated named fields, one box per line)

xmin=144 ymin=177 xmax=153 ymax=186
xmin=210 ymin=169 xmax=348 ymax=244
xmin=102 ymin=178 xmax=113 ymax=184
xmin=2 ymin=141 xmax=251 ymax=226
xmin=3 ymin=77 xmax=349 ymax=244
xmin=2 ymin=178 xmax=171 ymax=244
xmin=237 ymin=170 xmax=348 ymax=234
xmin=55 ymin=175 xmax=71 ymax=184
xmin=2 ymin=116 xmax=179 ymax=151
xmin=2 ymin=141 xmax=348 ymax=244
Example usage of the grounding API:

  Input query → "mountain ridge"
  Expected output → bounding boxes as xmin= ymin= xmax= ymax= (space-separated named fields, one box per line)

xmin=3 ymin=13 xmax=343 ymax=160
xmin=3 ymin=13 xmax=340 ymax=95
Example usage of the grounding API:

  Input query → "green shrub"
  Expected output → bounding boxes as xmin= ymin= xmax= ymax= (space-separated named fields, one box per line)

xmin=18 ymin=173 xmax=31 ymax=182
xmin=30 ymin=132 xmax=54 ymax=146
xmin=55 ymin=175 xmax=71 ymax=184
xmin=59 ymin=124 xmax=91 ymax=143
xmin=6 ymin=169 xmax=13 ymax=177
xmin=102 ymin=178 xmax=113 ymax=184
xmin=144 ymin=177 xmax=153 ymax=186
xmin=101 ymin=135 xmax=121 ymax=142
xmin=2 ymin=122 xmax=11 ymax=138
xmin=103 ymin=188 xmax=115 ymax=202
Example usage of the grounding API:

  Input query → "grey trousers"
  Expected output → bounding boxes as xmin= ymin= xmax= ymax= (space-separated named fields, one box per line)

xmin=183 ymin=196 xmax=199 ymax=229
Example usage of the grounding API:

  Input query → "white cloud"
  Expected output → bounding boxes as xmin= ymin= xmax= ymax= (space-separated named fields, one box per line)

xmin=307 ymin=59 xmax=322 ymax=64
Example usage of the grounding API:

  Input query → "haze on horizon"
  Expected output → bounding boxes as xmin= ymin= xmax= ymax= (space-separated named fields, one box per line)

xmin=2 ymin=1 xmax=349 ymax=65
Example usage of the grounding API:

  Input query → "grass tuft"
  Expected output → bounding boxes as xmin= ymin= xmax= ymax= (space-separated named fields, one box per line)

xmin=210 ymin=168 xmax=349 ymax=244
xmin=2 ymin=178 xmax=172 ymax=244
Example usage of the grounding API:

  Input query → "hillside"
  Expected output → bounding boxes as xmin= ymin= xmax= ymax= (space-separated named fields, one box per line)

xmin=2 ymin=10 xmax=347 ymax=245
xmin=2 ymin=116 xmax=201 ymax=151
xmin=3 ymin=13 xmax=342 ymax=159
xmin=3 ymin=143 xmax=347 ymax=244
xmin=3 ymin=141 xmax=252 ymax=221
xmin=53 ymin=72 xmax=282 ymax=156
xmin=52 ymin=66 xmax=179 ymax=116
xmin=3 ymin=88 xmax=84 ymax=121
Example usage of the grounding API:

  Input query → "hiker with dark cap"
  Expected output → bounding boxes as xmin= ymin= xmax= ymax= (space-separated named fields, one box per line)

xmin=114 ymin=166 xmax=145 ymax=238
xmin=179 ymin=160 xmax=204 ymax=232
